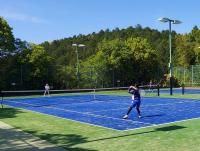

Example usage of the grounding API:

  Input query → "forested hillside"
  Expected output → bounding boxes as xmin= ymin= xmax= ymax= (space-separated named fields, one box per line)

xmin=1 ymin=16 xmax=200 ymax=90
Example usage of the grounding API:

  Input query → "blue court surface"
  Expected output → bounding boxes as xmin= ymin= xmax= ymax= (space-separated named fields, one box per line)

xmin=2 ymin=95 xmax=200 ymax=131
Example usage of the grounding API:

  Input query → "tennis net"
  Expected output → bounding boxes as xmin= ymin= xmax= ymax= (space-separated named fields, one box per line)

xmin=0 ymin=86 xmax=159 ymax=108
xmin=0 ymin=87 xmax=126 ymax=108
xmin=141 ymin=85 xmax=159 ymax=96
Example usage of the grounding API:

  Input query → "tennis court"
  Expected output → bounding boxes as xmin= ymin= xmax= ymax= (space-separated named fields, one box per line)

xmin=2 ymin=92 xmax=200 ymax=131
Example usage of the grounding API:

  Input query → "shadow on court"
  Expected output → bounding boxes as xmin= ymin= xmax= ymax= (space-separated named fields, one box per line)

xmin=0 ymin=106 xmax=97 ymax=151
xmin=141 ymin=114 xmax=165 ymax=118
xmin=5 ymin=125 xmax=185 ymax=150
xmin=0 ymin=126 xmax=97 ymax=151
xmin=0 ymin=107 xmax=96 ymax=150
xmin=12 ymin=128 xmax=98 ymax=151
xmin=0 ymin=107 xmax=24 ymax=119
xmin=85 ymin=125 xmax=186 ymax=143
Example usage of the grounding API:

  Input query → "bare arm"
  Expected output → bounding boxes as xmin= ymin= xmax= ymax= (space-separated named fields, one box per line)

xmin=129 ymin=85 xmax=138 ymax=90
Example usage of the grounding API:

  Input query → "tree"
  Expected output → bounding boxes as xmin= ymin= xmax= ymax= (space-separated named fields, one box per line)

xmin=124 ymin=37 xmax=160 ymax=84
xmin=190 ymin=26 xmax=200 ymax=43
xmin=0 ymin=17 xmax=15 ymax=57
xmin=175 ymin=34 xmax=195 ymax=67
xmin=21 ymin=44 xmax=54 ymax=89
xmin=81 ymin=37 xmax=160 ymax=87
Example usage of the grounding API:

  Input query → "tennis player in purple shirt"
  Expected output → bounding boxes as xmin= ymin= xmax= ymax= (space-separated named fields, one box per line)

xmin=123 ymin=84 xmax=141 ymax=119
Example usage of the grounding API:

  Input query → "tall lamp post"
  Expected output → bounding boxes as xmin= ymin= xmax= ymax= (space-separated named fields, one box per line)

xmin=158 ymin=17 xmax=182 ymax=95
xmin=72 ymin=43 xmax=85 ymax=88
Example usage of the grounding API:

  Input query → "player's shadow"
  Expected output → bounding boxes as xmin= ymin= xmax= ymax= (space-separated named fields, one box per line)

xmin=155 ymin=125 xmax=186 ymax=131
xmin=141 ymin=114 xmax=165 ymax=118
xmin=86 ymin=125 xmax=186 ymax=143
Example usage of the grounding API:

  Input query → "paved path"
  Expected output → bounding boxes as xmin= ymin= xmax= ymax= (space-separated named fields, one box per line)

xmin=0 ymin=121 xmax=67 ymax=151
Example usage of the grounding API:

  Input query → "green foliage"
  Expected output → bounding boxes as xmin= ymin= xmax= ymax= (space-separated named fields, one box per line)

xmin=2 ymin=18 xmax=200 ymax=90
xmin=26 ymin=45 xmax=52 ymax=77
xmin=173 ymin=26 xmax=200 ymax=85
xmin=190 ymin=26 xmax=200 ymax=43
xmin=80 ymin=37 xmax=160 ymax=87
xmin=125 ymin=37 xmax=160 ymax=83
xmin=175 ymin=34 xmax=195 ymax=67
xmin=23 ymin=45 xmax=54 ymax=88
xmin=55 ymin=65 xmax=76 ymax=89
xmin=0 ymin=17 xmax=15 ymax=53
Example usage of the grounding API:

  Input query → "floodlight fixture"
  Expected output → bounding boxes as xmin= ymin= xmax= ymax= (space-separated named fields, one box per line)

xmin=158 ymin=17 xmax=170 ymax=23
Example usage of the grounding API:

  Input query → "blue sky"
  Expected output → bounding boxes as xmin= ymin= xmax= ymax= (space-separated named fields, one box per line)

xmin=0 ymin=0 xmax=200 ymax=44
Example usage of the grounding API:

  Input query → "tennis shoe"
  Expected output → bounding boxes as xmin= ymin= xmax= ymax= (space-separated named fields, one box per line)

xmin=123 ymin=115 xmax=128 ymax=119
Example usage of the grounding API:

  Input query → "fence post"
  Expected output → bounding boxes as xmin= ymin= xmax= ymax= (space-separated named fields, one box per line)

xmin=0 ymin=91 xmax=3 ymax=108
xmin=183 ymin=67 xmax=186 ymax=85
xmin=182 ymin=84 xmax=184 ymax=95
xmin=157 ymin=85 xmax=160 ymax=96
xmin=192 ymin=65 xmax=194 ymax=86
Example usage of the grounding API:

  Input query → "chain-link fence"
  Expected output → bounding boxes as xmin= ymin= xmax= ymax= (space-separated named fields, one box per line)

xmin=173 ymin=65 xmax=200 ymax=86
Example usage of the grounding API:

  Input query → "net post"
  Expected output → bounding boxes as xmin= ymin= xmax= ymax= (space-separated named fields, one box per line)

xmin=157 ymin=85 xmax=160 ymax=96
xmin=0 ymin=91 xmax=3 ymax=108
xmin=93 ymin=88 xmax=96 ymax=100
xmin=182 ymin=84 xmax=184 ymax=95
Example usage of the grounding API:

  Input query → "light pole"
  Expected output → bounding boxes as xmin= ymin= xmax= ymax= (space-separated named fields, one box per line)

xmin=158 ymin=17 xmax=182 ymax=95
xmin=72 ymin=43 xmax=85 ymax=88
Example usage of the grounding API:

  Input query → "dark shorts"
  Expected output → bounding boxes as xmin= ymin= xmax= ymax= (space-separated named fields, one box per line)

xmin=130 ymin=99 xmax=141 ymax=108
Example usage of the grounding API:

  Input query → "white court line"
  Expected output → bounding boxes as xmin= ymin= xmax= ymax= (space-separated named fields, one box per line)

xmin=91 ymin=101 xmax=194 ymax=113
xmin=5 ymin=97 xmax=200 ymax=118
xmin=4 ymin=102 xmax=200 ymax=132
xmin=3 ymin=104 xmax=120 ymax=131
xmin=90 ymin=99 xmax=200 ymax=113
xmin=3 ymin=100 xmax=153 ymax=127
xmin=91 ymin=107 xmax=128 ymax=113
xmin=123 ymin=117 xmax=200 ymax=131
xmin=4 ymin=98 xmax=200 ymax=131
xmin=140 ymin=99 xmax=200 ymax=108
xmin=44 ymin=106 xmax=153 ymax=125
